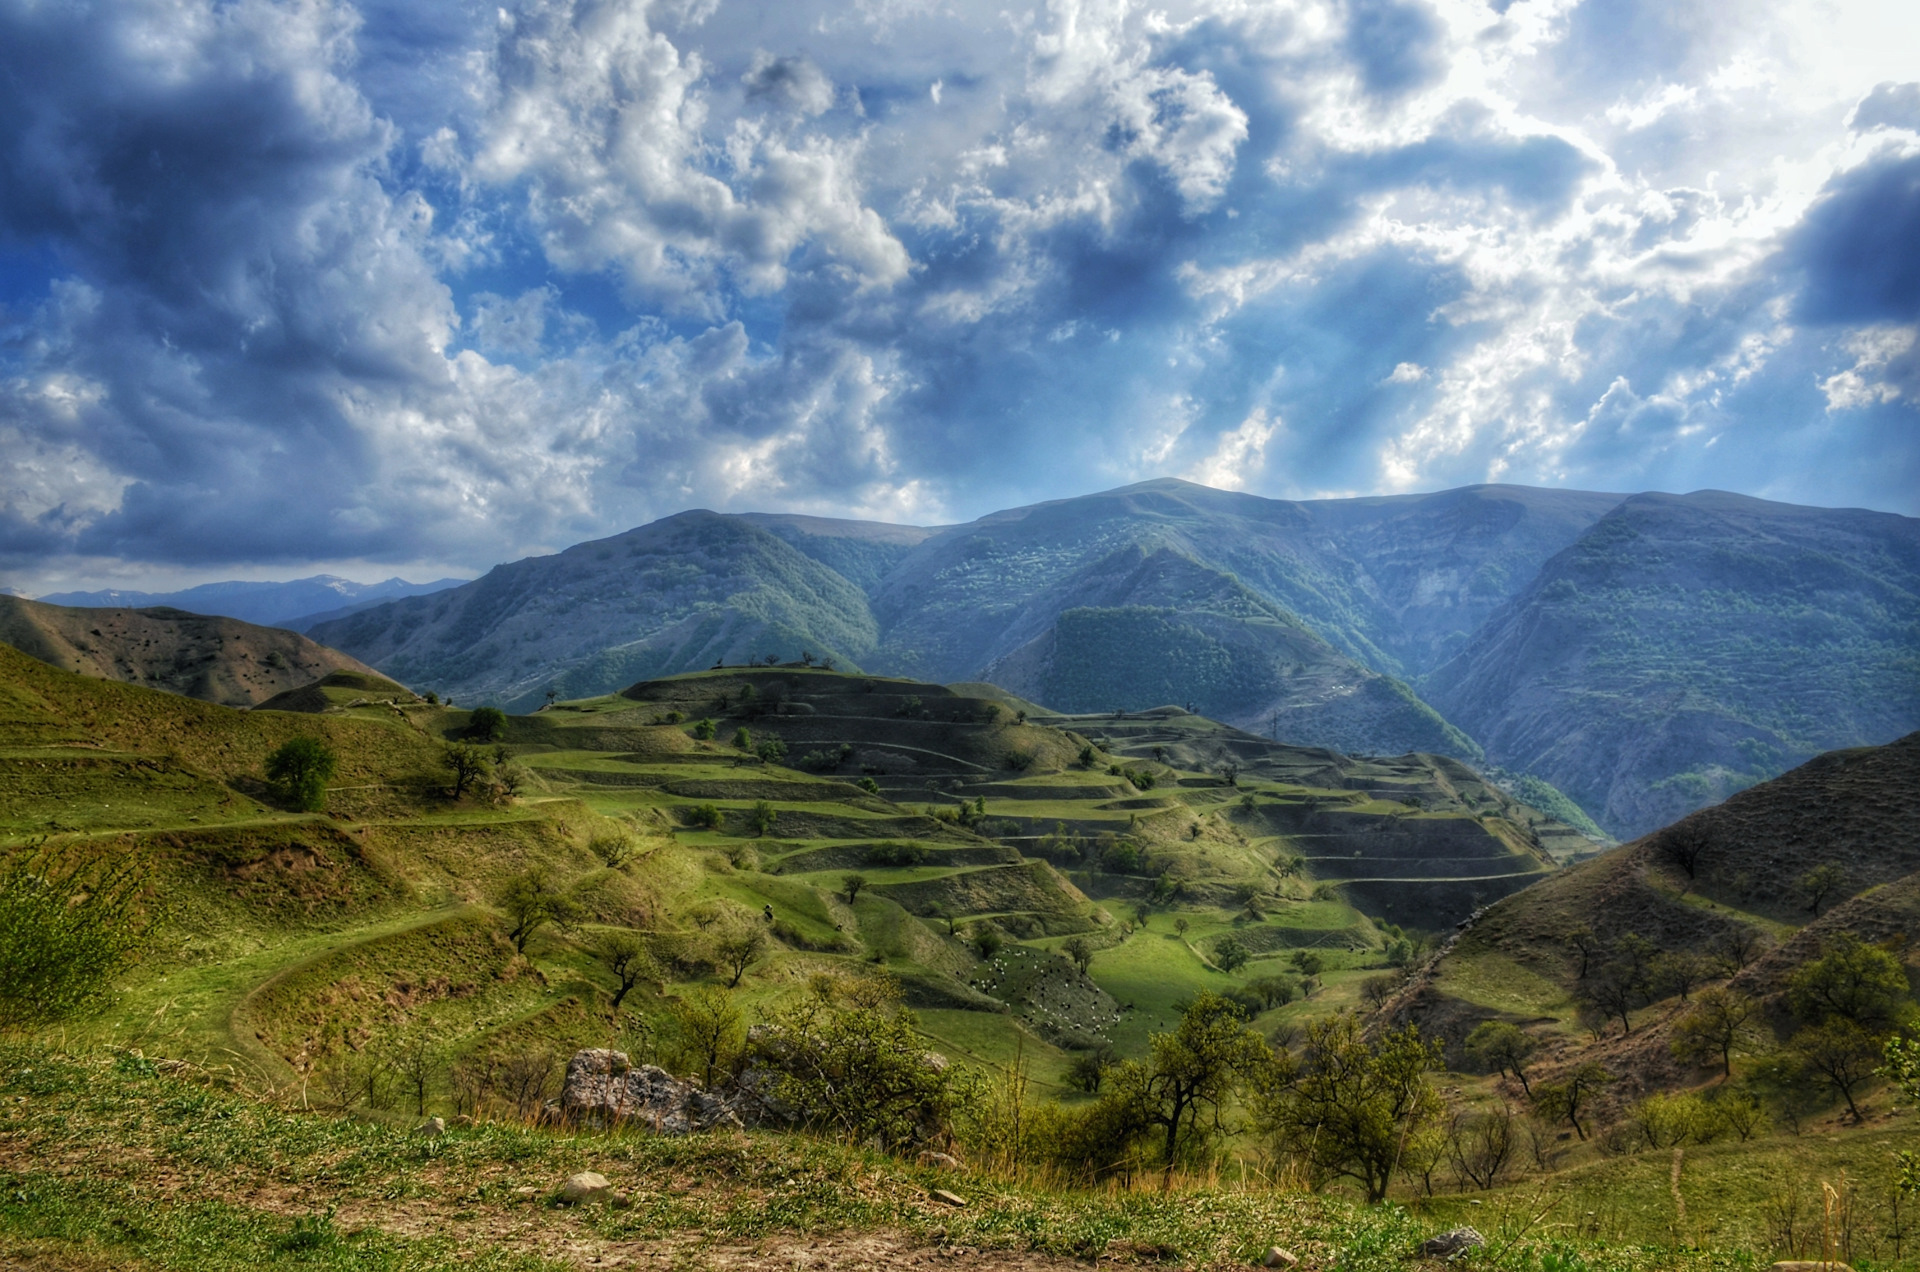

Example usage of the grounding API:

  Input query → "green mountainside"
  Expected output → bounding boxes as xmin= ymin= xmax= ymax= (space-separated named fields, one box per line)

xmin=1425 ymin=491 xmax=1920 ymax=837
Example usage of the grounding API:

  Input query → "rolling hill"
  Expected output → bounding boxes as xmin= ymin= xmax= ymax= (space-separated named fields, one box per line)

xmin=37 ymin=573 xmax=464 ymax=629
xmin=0 ymin=595 xmax=387 ymax=708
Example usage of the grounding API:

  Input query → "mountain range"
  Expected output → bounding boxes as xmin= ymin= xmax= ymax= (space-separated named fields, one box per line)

xmin=36 ymin=573 xmax=466 ymax=630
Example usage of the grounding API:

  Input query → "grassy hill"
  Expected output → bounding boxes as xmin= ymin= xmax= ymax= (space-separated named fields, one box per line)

xmin=0 ymin=595 xmax=385 ymax=708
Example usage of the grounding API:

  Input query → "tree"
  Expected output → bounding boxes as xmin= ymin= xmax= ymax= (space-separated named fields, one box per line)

xmin=593 ymin=930 xmax=654 ymax=1010
xmin=971 ymin=925 xmax=1003 ymax=959
xmin=1662 ymin=823 xmax=1711 ymax=885
xmin=443 ymin=742 xmax=489 ymax=799
xmin=1123 ymin=992 xmax=1272 ymax=1181
xmin=0 ymin=845 xmax=153 ymax=1029
xmin=750 ymin=800 xmax=777 ymax=836
xmin=690 ymin=717 xmax=716 ymax=740
xmin=733 ymin=727 xmax=754 ymax=751
xmin=1221 ymin=763 xmax=1239 ymax=787
xmin=669 ymin=986 xmax=744 ymax=1088
xmin=687 ymin=803 xmax=723 ymax=830
xmin=1248 ymin=976 xmax=1297 ymax=1010
xmin=1289 ymin=950 xmax=1324 ymax=978
xmin=1213 ymin=935 xmax=1250 ymax=973
xmin=468 ymin=706 xmax=508 ymax=742
xmin=1063 ymin=936 xmax=1096 ymax=974
xmin=497 ymin=867 xmax=581 ymax=953
xmin=1788 ymin=934 xmax=1913 ymax=1032
xmin=713 ymin=926 xmax=766 ymax=989
xmin=1798 ymin=862 xmax=1847 ymax=916
xmin=265 ymin=736 xmax=337 ymax=811
xmin=1652 ymin=951 xmax=1710 ymax=1002
xmin=1066 ymin=1048 xmax=1116 ymax=1093
xmin=1174 ymin=917 xmax=1190 ymax=937
xmin=1361 ymin=975 xmax=1399 ymax=1010
xmin=1464 ymin=1021 xmax=1539 ymax=1097
xmin=1789 ymin=1017 xmax=1884 ymax=1121
xmin=1670 ymin=987 xmax=1757 ymax=1078
xmin=1254 ymin=1015 xmax=1444 ymax=1203
xmin=1531 ymin=1061 xmax=1612 ymax=1140
xmin=842 ymin=873 xmax=869 ymax=904
xmin=1447 ymin=1105 xmax=1517 ymax=1192
xmin=1565 ymin=926 xmax=1601 ymax=979
xmin=1712 ymin=926 xmax=1769 ymax=977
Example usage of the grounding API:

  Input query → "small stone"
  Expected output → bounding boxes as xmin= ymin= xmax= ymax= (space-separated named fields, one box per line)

xmin=1263 ymin=1248 xmax=1299 ymax=1268
xmin=414 ymin=1116 xmax=446 ymax=1137
xmin=609 ymin=1191 xmax=634 ymax=1210
xmin=1770 ymin=1264 xmax=1854 ymax=1272
xmin=930 ymin=1188 xmax=968 ymax=1208
xmin=1419 ymin=1228 xmax=1485 ymax=1259
xmin=559 ymin=1171 xmax=613 ymax=1205
xmin=919 ymin=1151 xmax=965 ymax=1171
xmin=512 ymin=1186 xmax=540 ymax=1201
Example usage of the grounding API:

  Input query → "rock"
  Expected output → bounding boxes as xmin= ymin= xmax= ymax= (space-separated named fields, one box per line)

xmin=1263 ymin=1248 xmax=1299 ymax=1268
xmin=918 ymin=1151 xmax=965 ymax=1171
xmin=414 ymin=1116 xmax=445 ymax=1137
xmin=558 ymin=1171 xmax=612 ymax=1205
xmin=512 ymin=1186 xmax=540 ymax=1201
xmin=1419 ymin=1228 xmax=1485 ymax=1259
xmin=929 ymin=1188 xmax=968 ymax=1208
xmin=558 ymin=1049 xmax=745 ymax=1134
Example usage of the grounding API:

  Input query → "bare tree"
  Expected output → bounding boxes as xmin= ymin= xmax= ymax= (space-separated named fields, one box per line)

xmin=1448 ymin=1105 xmax=1517 ymax=1191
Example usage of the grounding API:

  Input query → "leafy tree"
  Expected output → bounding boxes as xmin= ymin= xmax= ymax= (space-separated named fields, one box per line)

xmin=1077 ymin=745 xmax=1097 ymax=768
xmin=1789 ymin=934 xmax=1913 ymax=1032
xmin=1670 ymin=987 xmax=1757 ymax=1077
xmin=497 ymin=867 xmax=581 ymax=953
xmin=593 ymin=930 xmax=654 ymax=1009
xmin=669 ymin=986 xmax=744 ymax=1088
xmin=858 ymin=777 xmax=880 ymax=794
xmin=0 ymin=845 xmax=154 ymax=1029
xmin=1361 ymin=975 xmax=1399 ymax=1010
xmin=1798 ymin=862 xmax=1847 ymax=915
xmin=1248 ymin=976 xmax=1297 ymax=1010
xmin=733 ymin=727 xmax=754 ymax=751
xmin=1213 ymin=935 xmax=1250 ymax=973
xmin=687 ymin=803 xmax=723 ymax=830
xmin=713 ymin=925 xmax=767 ymax=989
xmin=1111 ymin=992 xmax=1272 ymax=1181
xmin=1464 ymin=1021 xmax=1540 ymax=1097
xmin=1531 ymin=1061 xmax=1612 ymax=1140
xmin=1063 ymin=935 xmax=1096 ymax=974
xmin=1066 ymin=1048 xmax=1115 ymax=1093
xmin=1174 ymin=917 xmax=1190 ymax=937
xmin=443 ymin=742 xmax=489 ymax=799
xmin=756 ymin=736 xmax=787 ymax=764
xmin=1254 ymin=1015 xmax=1444 ymax=1203
xmin=1789 ymin=1017 xmax=1884 ymax=1121
xmin=842 ymin=873 xmax=869 ymax=904
xmin=749 ymin=800 xmax=777 ymax=836
xmin=1652 ymin=950 xmax=1711 ymax=1001
xmin=265 ymin=736 xmax=337 ymax=811
xmin=468 ymin=706 xmax=508 ymax=742
xmin=1289 ymin=950 xmax=1324 ymax=977
xmin=970 ymin=925 xmax=1003 ymax=959
xmin=690 ymin=718 xmax=716 ymax=740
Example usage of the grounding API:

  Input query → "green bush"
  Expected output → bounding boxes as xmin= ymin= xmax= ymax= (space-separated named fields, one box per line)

xmin=0 ymin=846 xmax=153 ymax=1028
xmin=467 ymin=706 xmax=508 ymax=741
xmin=264 ymin=735 xmax=337 ymax=811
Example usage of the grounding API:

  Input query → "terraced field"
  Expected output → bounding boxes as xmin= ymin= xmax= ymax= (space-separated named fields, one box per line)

xmin=0 ymin=648 xmax=1596 ymax=1104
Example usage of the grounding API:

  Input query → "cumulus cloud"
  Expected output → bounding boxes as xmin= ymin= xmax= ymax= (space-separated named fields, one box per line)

xmin=0 ymin=0 xmax=1915 ymax=590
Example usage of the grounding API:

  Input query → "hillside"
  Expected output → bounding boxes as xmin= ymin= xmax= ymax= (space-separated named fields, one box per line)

xmin=0 ymin=595 xmax=386 ymax=708
xmin=1426 ymin=491 xmax=1920 ymax=837
xmin=1396 ymin=731 xmax=1920 ymax=1105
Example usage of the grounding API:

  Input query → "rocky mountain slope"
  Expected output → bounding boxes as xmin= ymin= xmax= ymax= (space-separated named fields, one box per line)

xmin=0 ymin=595 xmax=384 ymax=707
xmin=1425 ymin=491 xmax=1920 ymax=837
xmin=301 ymin=480 xmax=1916 ymax=836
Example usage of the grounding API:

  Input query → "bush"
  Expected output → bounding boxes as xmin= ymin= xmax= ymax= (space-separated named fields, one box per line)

xmin=265 ymin=736 xmax=337 ymax=811
xmin=468 ymin=706 xmax=508 ymax=741
xmin=690 ymin=717 xmax=717 ymax=740
xmin=858 ymin=776 xmax=881 ymax=794
xmin=687 ymin=803 xmax=724 ymax=830
xmin=1212 ymin=935 xmax=1250 ymax=973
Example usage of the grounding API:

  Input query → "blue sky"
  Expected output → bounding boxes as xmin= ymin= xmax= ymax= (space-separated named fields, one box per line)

xmin=1 ymin=0 xmax=1916 ymax=593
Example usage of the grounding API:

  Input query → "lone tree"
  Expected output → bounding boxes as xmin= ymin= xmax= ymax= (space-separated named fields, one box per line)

xmin=593 ymin=930 xmax=654 ymax=1010
xmin=1670 ymin=987 xmax=1756 ymax=1078
xmin=468 ymin=705 xmax=508 ymax=742
xmin=1532 ymin=1061 xmax=1613 ymax=1140
xmin=1798 ymin=862 xmax=1847 ymax=916
xmin=443 ymin=742 xmax=489 ymax=799
xmin=0 ymin=845 xmax=154 ymax=1030
xmin=1213 ymin=935 xmax=1250 ymax=973
xmin=1464 ymin=1021 xmax=1540 ymax=1096
xmin=750 ymin=800 xmax=777 ymax=836
xmin=713 ymin=926 xmax=767 ymax=989
xmin=265 ymin=736 xmax=337 ymax=811
xmin=669 ymin=986 xmax=744 ymax=1088
xmin=842 ymin=873 xmax=869 ymax=904
xmin=1110 ymin=991 xmax=1271 ymax=1183
xmin=1255 ymin=1015 xmax=1444 ymax=1203
xmin=1063 ymin=935 xmax=1096 ymax=974
xmin=498 ymin=867 xmax=581 ymax=953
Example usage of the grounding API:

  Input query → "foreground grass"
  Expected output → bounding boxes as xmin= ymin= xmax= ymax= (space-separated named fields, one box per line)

xmin=0 ymin=1045 xmax=1820 ymax=1272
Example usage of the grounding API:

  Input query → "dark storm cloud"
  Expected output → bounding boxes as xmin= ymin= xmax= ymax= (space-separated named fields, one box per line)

xmin=1788 ymin=150 xmax=1920 ymax=324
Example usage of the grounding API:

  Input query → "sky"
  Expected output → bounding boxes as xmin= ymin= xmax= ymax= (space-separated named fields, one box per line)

xmin=1 ymin=0 xmax=1917 ymax=594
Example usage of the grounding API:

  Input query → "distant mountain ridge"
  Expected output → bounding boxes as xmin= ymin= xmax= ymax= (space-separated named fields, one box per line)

xmin=37 ymin=573 xmax=466 ymax=629
xmin=301 ymin=479 xmax=1920 ymax=837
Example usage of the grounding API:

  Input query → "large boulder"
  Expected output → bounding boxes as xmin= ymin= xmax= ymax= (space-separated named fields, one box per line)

xmin=557 ymin=1050 xmax=744 ymax=1134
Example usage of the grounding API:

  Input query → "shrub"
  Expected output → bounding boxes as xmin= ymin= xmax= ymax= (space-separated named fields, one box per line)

xmin=858 ymin=777 xmax=880 ymax=794
xmin=467 ymin=705 xmax=508 ymax=741
xmin=690 ymin=718 xmax=716 ymax=740
xmin=265 ymin=736 xmax=337 ymax=811
xmin=0 ymin=845 xmax=153 ymax=1029
xmin=687 ymin=803 xmax=724 ymax=830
